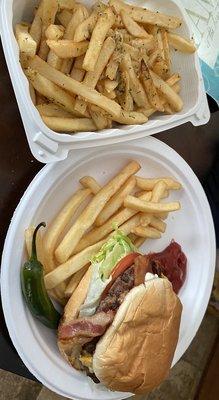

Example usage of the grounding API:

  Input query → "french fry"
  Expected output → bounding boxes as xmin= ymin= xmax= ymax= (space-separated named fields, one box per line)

xmin=45 ymin=24 xmax=65 ymax=40
xmin=29 ymin=82 xmax=36 ymax=105
xmin=161 ymin=29 xmax=171 ymax=72
xmin=43 ymin=188 xmax=91 ymax=271
xmin=58 ymin=0 xmax=75 ymax=10
xmin=70 ymin=55 xmax=86 ymax=81
xmin=166 ymin=73 xmax=181 ymax=87
xmin=30 ymin=1 xmax=43 ymax=50
xmin=139 ymin=214 xmax=152 ymax=227
xmin=152 ymin=55 xmax=169 ymax=80
xmin=104 ymin=79 xmax=118 ymax=93
xmin=95 ymin=176 xmax=136 ymax=226
xmin=73 ymin=191 xmax=152 ymax=254
xmin=132 ymin=226 xmax=161 ymax=239
xmin=47 ymin=50 xmax=62 ymax=69
xmin=130 ymin=37 xmax=154 ymax=52
xmin=134 ymin=236 xmax=146 ymax=248
xmin=64 ymin=267 xmax=92 ymax=319
xmin=56 ymin=9 xmax=72 ymax=27
xmin=36 ymin=93 xmax=48 ymax=105
xmin=123 ymin=43 xmax=140 ymax=61
xmin=26 ymin=68 xmax=83 ymax=117
xmin=42 ymin=116 xmax=97 ymax=132
xmin=89 ymin=105 xmax=109 ymax=130
xmin=168 ymin=33 xmax=196 ymax=53
xmin=105 ymin=54 xmax=119 ymax=80
xmin=136 ymin=176 xmax=181 ymax=190
xmin=65 ymin=264 xmax=89 ymax=297
xmin=45 ymin=239 xmax=106 ymax=289
xmin=79 ymin=176 xmax=101 ymax=194
xmin=148 ymin=49 xmax=160 ymax=68
xmin=38 ymin=0 xmax=59 ymax=60
xmin=109 ymin=0 xmax=182 ymax=29
xmin=83 ymin=7 xmax=115 ymax=71
xmin=15 ymin=23 xmax=37 ymax=60
xmin=124 ymin=195 xmax=181 ymax=213
xmin=150 ymin=216 xmax=166 ymax=233
xmin=151 ymin=180 xmax=167 ymax=202
xmin=47 ymin=39 xmax=89 ymax=58
xmin=105 ymin=109 xmax=148 ymax=125
xmin=70 ymin=67 xmax=85 ymax=82
xmin=37 ymin=103 xmax=73 ymax=118
xmin=73 ymin=3 xmax=106 ymax=42
xmin=55 ymin=161 xmax=140 ymax=263
xmin=120 ymin=10 xmax=152 ymax=39
xmin=74 ymin=37 xmax=116 ymax=113
xmin=141 ymin=60 xmax=164 ymax=112
xmin=150 ymin=70 xmax=183 ymax=112
xmin=121 ymin=53 xmax=149 ymax=108
xmin=29 ymin=56 xmax=121 ymax=117
xmin=156 ymin=29 xmax=165 ymax=59
xmin=60 ymin=6 xmax=88 ymax=73
xmin=118 ymin=71 xmax=134 ymax=112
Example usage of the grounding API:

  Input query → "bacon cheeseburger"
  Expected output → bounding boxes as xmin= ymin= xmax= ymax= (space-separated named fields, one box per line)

xmin=58 ymin=232 xmax=186 ymax=394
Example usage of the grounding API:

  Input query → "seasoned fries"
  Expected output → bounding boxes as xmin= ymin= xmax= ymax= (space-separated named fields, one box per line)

xmin=168 ymin=33 xmax=196 ymax=53
xmin=42 ymin=116 xmax=96 ymax=132
xmin=109 ymin=0 xmax=182 ymax=29
xmin=45 ymin=24 xmax=65 ymax=40
xmin=16 ymin=23 xmax=37 ymax=58
xmin=16 ymin=0 xmax=195 ymax=134
xmin=26 ymin=68 xmax=83 ymax=117
xmin=29 ymin=56 xmax=121 ymax=117
xmin=38 ymin=0 xmax=59 ymax=60
xmin=46 ymin=39 xmax=89 ymax=58
xmin=83 ymin=7 xmax=115 ymax=71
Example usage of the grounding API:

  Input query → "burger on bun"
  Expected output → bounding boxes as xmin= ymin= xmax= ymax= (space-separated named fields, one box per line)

xmin=58 ymin=231 xmax=185 ymax=394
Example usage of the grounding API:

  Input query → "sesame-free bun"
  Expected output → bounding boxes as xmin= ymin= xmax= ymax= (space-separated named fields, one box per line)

xmin=93 ymin=277 xmax=182 ymax=394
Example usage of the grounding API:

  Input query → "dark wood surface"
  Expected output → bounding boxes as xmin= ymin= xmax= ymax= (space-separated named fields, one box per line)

xmin=0 ymin=40 xmax=218 ymax=380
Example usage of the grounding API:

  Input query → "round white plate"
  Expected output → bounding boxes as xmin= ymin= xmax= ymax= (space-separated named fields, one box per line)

xmin=1 ymin=137 xmax=216 ymax=400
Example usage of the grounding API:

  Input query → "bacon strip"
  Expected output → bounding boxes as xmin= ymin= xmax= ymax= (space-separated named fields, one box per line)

xmin=59 ymin=311 xmax=114 ymax=340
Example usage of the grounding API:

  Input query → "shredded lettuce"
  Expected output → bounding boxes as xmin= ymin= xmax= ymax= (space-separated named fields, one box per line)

xmin=79 ymin=230 xmax=136 ymax=317
xmin=91 ymin=230 xmax=137 ymax=281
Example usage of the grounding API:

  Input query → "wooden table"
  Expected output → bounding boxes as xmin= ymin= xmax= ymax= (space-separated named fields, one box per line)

xmin=0 ymin=41 xmax=218 ymax=380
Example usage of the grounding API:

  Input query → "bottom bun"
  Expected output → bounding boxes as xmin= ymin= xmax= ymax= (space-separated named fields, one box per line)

xmin=93 ymin=277 xmax=182 ymax=394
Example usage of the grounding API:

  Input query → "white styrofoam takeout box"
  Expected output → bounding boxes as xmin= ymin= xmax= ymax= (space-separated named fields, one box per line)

xmin=0 ymin=0 xmax=210 ymax=163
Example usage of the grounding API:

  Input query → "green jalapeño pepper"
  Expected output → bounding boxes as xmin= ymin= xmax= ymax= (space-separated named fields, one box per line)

xmin=21 ymin=222 xmax=60 ymax=329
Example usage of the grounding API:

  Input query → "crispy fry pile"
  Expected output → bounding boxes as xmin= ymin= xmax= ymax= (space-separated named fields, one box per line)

xmin=25 ymin=160 xmax=182 ymax=304
xmin=15 ymin=0 xmax=196 ymax=134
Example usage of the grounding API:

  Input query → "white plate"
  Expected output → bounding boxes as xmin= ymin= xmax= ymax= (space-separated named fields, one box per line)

xmin=1 ymin=137 xmax=215 ymax=400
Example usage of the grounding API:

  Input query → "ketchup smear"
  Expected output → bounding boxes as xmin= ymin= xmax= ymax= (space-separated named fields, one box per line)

xmin=149 ymin=240 xmax=187 ymax=294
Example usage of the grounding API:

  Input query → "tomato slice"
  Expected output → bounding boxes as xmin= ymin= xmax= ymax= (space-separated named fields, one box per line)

xmin=101 ymin=252 xmax=140 ymax=301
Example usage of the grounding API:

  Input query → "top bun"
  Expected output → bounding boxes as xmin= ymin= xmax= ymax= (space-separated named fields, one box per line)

xmin=93 ymin=277 xmax=182 ymax=394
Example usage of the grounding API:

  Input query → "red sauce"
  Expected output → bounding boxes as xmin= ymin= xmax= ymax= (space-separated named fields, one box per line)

xmin=149 ymin=240 xmax=187 ymax=294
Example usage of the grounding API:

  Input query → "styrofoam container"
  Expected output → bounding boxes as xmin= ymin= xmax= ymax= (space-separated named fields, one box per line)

xmin=1 ymin=137 xmax=216 ymax=399
xmin=0 ymin=0 xmax=210 ymax=163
